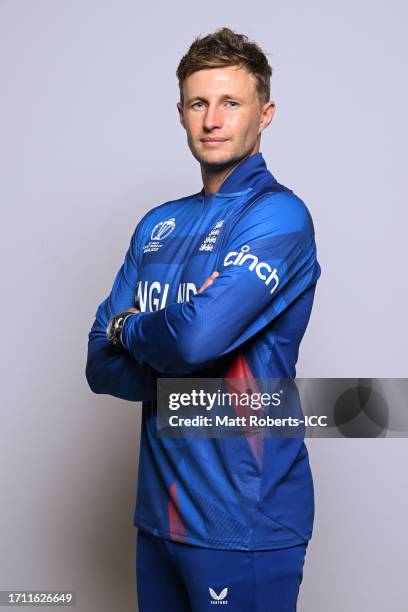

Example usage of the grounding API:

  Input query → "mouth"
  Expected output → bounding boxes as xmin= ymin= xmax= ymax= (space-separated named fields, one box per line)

xmin=201 ymin=138 xmax=228 ymax=146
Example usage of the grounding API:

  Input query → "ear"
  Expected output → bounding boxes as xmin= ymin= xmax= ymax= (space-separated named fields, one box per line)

xmin=259 ymin=100 xmax=276 ymax=134
xmin=177 ymin=101 xmax=185 ymax=129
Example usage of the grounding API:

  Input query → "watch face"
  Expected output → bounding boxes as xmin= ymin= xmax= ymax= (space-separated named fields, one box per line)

xmin=107 ymin=312 xmax=129 ymax=346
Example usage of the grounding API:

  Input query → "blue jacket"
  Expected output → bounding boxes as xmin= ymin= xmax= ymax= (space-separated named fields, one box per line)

xmin=86 ymin=152 xmax=321 ymax=550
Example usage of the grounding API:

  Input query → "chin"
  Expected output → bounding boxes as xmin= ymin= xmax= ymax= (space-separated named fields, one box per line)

xmin=195 ymin=148 xmax=239 ymax=170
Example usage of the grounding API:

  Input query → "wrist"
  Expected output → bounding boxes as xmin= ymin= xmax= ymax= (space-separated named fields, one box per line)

xmin=119 ymin=313 xmax=135 ymax=349
xmin=106 ymin=311 xmax=137 ymax=349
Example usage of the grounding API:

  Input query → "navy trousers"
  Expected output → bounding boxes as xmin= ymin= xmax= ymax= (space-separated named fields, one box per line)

xmin=136 ymin=528 xmax=308 ymax=611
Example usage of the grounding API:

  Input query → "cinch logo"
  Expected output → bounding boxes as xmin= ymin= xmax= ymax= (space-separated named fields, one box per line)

xmin=209 ymin=587 xmax=228 ymax=605
xmin=151 ymin=218 xmax=176 ymax=241
xmin=223 ymin=245 xmax=279 ymax=294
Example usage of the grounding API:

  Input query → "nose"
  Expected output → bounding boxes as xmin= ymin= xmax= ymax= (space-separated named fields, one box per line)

xmin=203 ymin=104 xmax=223 ymax=132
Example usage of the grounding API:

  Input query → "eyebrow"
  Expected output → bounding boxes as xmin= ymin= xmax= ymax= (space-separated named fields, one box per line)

xmin=186 ymin=93 xmax=243 ymax=105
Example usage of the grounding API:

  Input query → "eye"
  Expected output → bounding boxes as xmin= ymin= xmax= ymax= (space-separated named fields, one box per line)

xmin=226 ymin=100 xmax=239 ymax=107
xmin=192 ymin=100 xmax=205 ymax=109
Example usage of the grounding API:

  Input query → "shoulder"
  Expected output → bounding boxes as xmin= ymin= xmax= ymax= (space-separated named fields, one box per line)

xmin=239 ymin=186 xmax=313 ymax=235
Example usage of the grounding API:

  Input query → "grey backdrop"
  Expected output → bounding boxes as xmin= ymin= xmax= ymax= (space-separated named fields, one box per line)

xmin=1 ymin=1 xmax=407 ymax=610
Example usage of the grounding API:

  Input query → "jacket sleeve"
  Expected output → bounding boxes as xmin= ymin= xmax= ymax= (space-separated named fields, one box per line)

xmin=122 ymin=193 xmax=321 ymax=374
xmin=85 ymin=223 xmax=157 ymax=402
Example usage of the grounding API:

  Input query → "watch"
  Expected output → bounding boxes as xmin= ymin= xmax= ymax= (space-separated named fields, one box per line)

xmin=106 ymin=311 xmax=135 ymax=349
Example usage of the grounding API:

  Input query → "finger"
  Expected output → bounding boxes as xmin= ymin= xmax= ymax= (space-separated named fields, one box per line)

xmin=198 ymin=280 xmax=211 ymax=294
xmin=198 ymin=283 xmax=207 ymax=294
xmin=198 ymin=271 xmax=219 ymax=294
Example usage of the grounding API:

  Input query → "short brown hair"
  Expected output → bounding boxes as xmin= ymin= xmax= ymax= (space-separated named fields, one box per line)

xmin=176 ymin=27 xmax=272 ymax=106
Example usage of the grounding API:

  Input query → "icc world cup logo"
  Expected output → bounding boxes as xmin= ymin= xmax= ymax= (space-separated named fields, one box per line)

xmin=151 ymin=218 xmax=176 ymax=241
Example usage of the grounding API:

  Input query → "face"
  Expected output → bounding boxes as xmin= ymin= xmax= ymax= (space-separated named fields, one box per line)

xmin=177 ymin=65 xmax=275 ymax=170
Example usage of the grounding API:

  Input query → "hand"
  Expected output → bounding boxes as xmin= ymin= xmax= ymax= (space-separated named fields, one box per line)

xmin=198 ymin=271 xmax=219 ymax=294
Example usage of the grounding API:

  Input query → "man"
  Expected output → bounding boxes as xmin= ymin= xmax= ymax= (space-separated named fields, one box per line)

xmin=86 ymin=27 xmax=320 ymax=611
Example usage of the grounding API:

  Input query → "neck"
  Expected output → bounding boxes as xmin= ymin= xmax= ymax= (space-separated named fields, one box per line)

xmin=201 ymin=158 xmax=246 ymax=195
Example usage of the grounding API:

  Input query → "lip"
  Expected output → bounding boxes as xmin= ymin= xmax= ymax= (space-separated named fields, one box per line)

xmin=201 ymin=138 xmax=228 ymax=146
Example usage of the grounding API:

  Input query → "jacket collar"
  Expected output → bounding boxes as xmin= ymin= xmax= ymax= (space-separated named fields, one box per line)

xmin=200 ymin=152 xmax=276 ymax=197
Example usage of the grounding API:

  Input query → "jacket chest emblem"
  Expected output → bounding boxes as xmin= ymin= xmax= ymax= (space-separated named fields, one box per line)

xmin=198 ymin=219 xmax=224 ymax=253
xmin=143 ymin=218 xmax=176 ymax=254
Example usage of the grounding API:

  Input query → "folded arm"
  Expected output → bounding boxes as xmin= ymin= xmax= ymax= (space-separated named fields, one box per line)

xmin=85 ymin=225 xmax=157 ymax=402
xmin=122 ymin=194 xmax=320 ymax=374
